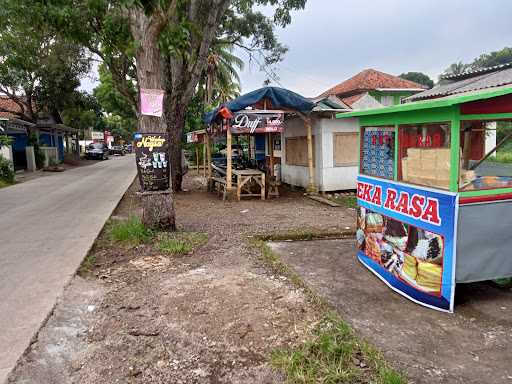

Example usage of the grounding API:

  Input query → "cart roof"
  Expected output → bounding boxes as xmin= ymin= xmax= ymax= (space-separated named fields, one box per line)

xmin=335 ymin=85 xmax=512 ymax=119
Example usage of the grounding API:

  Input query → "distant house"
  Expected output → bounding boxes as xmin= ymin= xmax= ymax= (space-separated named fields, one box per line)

xmin=276 ymin=70 xmax=428 ymax=191
xmin=0 ymin=96 xmax=78 ymax=170
xmin=319 ymin=68 xmax=427 ymax=109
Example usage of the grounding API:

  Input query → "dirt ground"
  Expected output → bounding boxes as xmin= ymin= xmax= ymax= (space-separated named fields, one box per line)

xmin=9 ymin=173 xmax=356 ymax=384
xmin=270 ymin=239 xmax=512 ymax=384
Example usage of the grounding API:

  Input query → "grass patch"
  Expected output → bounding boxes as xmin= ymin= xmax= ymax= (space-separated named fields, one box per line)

xmin=109 ymin=216 xmax=152 ymax=245
xmin=78 ymin=252 xmax=97 ymax=276
xmin=328 ymin=194 xmax=357 ymax=209
xmin=271 ymin=314 xmax=405 ymax=384
xmin=0 ymin=179 xmax=13 ymax=188
xmin=157 ymin=232 xmax=208 ymax=256
xmin=251 ymin=231 xmax=405 ymax=384
xmin=256 ymin=228 xmax=354 ymax=242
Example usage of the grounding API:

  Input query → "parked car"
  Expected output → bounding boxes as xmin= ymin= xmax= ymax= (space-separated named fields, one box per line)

xmin=85 ymin=143 xmax=109 ymax=160
xmin=110 ymin=145 xmax=125 ymax=156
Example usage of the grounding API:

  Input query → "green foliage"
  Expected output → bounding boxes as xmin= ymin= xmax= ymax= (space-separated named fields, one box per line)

xmin=0 ymin=154 xmax=15 ymax=185
xmin=110 ymin=216 xmax=152 ymax=245
xmin=443 ymin=47 xmax=512 ymax=79
xmin=272 ymin=315 xmax=406 ymax=384
xmin=471 ymin=47 xmax=512 ymax=69
xmin=157 ymin=232 xmax=208 ymax=255
xmin=399 ymin=72 xmax=434 ymax=88
xmin=0 ymin=1 xmax=91 ymax=122
xmin=0 ymin=134 xmax=13 ymax=148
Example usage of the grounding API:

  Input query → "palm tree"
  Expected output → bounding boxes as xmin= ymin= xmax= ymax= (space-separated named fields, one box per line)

xmin=205 ymin=43 xmax=244 ymax=105
xmin=444 ymin=61 xmax=468 ymax=76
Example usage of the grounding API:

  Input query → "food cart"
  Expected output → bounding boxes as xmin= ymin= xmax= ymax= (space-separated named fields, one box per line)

xmin=337 ymin=87 xmax=512 ymax=312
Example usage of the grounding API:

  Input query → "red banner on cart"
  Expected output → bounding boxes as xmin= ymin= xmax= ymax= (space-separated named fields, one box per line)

xmin=229 ymin=111 xmax=284 ymax=134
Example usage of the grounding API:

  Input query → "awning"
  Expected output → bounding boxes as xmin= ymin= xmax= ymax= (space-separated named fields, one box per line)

xmin=203 ymin=86 xmax=315 ymax=125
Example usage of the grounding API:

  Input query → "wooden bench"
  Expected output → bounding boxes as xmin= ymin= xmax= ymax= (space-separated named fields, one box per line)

xmin=210 ymin=176 xmax=227 ymax=201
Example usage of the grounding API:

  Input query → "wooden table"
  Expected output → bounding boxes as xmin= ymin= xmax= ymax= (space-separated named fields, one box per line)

xmin=232 ymin=169 xmax=265 ymax=201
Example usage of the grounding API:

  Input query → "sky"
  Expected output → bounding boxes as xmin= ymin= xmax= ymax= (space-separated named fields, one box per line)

xmin=81 ymin=0 xmax=512 ymax=98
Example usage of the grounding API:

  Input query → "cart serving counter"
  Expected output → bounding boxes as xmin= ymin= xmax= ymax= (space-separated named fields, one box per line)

xmin=337 ymin=87 xmax=512 ymax=312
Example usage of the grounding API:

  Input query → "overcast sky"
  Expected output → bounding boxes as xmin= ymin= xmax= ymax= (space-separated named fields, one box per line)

xmin=81 ymin=0 xmax=512 ymax=98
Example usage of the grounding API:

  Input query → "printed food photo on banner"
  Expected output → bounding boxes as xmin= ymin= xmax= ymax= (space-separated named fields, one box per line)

xmin=356 ymin=207 xmax=444 ymax=296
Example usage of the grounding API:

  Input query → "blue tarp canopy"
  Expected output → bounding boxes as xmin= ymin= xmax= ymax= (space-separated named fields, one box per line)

xmin=203 ymin=86 xmax=315 ymax=125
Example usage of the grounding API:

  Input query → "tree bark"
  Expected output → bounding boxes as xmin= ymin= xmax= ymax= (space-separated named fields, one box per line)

xmin=129 ymin=8 xmax=176 ymax=230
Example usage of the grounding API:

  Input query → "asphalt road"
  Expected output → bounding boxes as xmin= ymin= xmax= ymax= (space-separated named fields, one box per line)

xmin=0 ymin=155 xmax=136 ymax=383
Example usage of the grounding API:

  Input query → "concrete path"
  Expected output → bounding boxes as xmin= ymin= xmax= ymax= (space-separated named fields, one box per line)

xmin=0 ymin=156 xmax=136 ymax=383
xmin=270 ymin=239 xmax=512 ymax=384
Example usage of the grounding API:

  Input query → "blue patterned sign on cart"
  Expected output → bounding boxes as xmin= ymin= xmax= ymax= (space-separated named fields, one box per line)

xmin=361 ymin=127 xmax=395 ymax=179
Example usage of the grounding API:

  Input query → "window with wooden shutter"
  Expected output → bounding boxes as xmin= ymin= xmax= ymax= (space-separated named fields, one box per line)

xmin=334 ymin=133 xmax=358 ymax=166
xmin=285 ymin=136 xmax=315 ymax=166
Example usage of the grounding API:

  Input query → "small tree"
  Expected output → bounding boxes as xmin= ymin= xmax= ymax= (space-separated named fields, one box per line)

xmin=399 ymin=72 xmax=434 ymax=89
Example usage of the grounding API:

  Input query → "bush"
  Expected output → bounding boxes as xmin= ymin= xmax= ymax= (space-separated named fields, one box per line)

xmin=0 ymin=154 xmax=15 ymax=185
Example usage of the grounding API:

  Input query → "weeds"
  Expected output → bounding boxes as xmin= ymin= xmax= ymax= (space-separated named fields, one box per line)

xmin=271 ymin=314 xmax=405 ymax=384
xmin=328 ymin=195 xmax=357 ymax=209
xmin=157 ymin=232 xmax=208 ymax=256
xmin=252 ymin=231 xmax=405 ymax=384
xmin=78 ymin=252 xmax=97 ymax=276
xmin=109 ymin=216 xmax=152 ymax=245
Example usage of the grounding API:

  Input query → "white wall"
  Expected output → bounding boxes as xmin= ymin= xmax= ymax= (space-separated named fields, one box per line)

xmin=280 ymin=117 xmax=322 ymax=189
xmin=280 ymin=116 xmax=358 ymax=191
xmin=317 ymin=118 xmax=358 ymax=191
xmin=485 ymin=121 xmax=497 ymax=154
xmin=0 ymin=145 xmax=13 ymax=167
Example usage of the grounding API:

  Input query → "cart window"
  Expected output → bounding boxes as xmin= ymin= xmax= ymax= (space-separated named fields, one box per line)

xmin=361 ymin=126 xmax=395 ymax=179
xmin=399 ymin=123 xmax=451 ymax=189
xmin=459 ymin=120 xmax=512 ymax=191
xmin=334 ymin=132 xmax=358 ymax=166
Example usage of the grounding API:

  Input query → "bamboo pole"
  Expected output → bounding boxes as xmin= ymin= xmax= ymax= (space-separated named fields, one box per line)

xmin=268 ymin=133 xmax=274 ymax=177
xmin=226 ymin=121 xmax=232 ymax=191
xmin=196 ymin=145 xmax=200 ymax=174
xmin=206 ymin=133 xmax=212 ymax=179
xmin=203 ymin=142 xmax=206 ymax=177
xmin=305 ymin=117 xmax=317 ymax=193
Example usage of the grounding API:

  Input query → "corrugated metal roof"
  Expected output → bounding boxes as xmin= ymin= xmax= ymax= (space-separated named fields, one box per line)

xmin=441 ymin=61 xmax=512 ymax=81
xmin=407 ymin=65 xmax=512 ymax=102
xmin=336 ymin=85 xmax=512 ymax=119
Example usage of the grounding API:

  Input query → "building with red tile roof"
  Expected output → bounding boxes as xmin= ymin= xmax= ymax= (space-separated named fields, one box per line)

xmin=319 ymin=69 xmax=427 ymax=109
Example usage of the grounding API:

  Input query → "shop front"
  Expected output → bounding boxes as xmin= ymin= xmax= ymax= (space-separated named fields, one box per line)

xmin=338 ymin=87 xmax=512 ymax=312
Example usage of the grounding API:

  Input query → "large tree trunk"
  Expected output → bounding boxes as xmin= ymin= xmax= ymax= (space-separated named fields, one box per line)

xmin=165 ymin=94 xmax=187 ymax=192
xmin=130 ymin=9 xmax=176 ymax=230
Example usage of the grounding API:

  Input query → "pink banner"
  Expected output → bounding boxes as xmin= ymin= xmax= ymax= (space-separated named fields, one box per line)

xmin=140 ymin=89 xmax=164 ymax=117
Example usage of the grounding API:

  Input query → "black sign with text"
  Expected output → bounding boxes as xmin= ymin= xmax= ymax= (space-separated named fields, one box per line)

xmin=134 ymin=132 xmax=170 ymax=191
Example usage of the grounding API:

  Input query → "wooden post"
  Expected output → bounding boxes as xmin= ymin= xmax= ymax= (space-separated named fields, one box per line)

xmin=206 ymin=133 xmax=212 ymax=179
xmin=203 ymin=142 xmax=206 ymax=177
xmin=305 ymin=117 xmax=317 ymax=193
xmin=226 ymin=121 xmax=232 ymax=191
xmin=268 ymin=133 xmax=274 ymax=177
xmin=196 ymin=145 xmax=200 ymax=174
xmin=462 ymin=127 xmax=472 ymax=170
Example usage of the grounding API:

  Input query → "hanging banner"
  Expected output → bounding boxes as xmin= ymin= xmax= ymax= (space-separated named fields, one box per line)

xmin=229 ymin=111 xmax=284 ymax=134
xmin=140 ymin=89 xmax=164 ymax=117
xmin=134 ymin=132 xmax=170 ymax=191
xmin=356 ymin=175 xmax=458 ymax=312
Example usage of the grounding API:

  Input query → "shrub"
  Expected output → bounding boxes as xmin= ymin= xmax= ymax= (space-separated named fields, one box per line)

xmin=0 ymin=154 xmax=15 ymax=185
xmin=110 ymin=216 xmax=152 ymax=245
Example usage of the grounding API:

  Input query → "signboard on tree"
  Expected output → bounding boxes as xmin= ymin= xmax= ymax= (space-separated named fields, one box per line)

xmin=134 ymin=132 xmax=170 ymax=191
